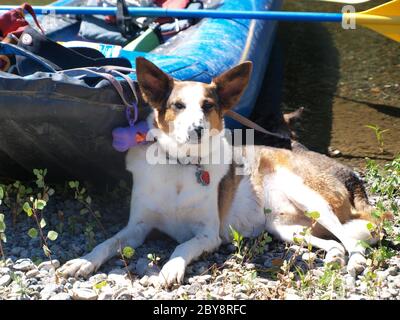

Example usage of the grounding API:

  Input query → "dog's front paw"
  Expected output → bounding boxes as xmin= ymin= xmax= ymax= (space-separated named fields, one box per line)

xmin=347 ymin=252 xmax=367 ymax=277
xmin=58 ymin=257 xmax=98 ymax=278
xmin=159 ymin=257 xmax=186 ymax=287
xmin=324 ymin=246 xmax=346 ymax=267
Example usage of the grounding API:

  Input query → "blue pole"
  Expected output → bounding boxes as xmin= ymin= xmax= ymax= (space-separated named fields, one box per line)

xmin=0 ymin=6 xmax=343 ymax=23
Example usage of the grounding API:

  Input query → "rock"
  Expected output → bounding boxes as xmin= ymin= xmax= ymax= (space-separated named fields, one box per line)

xmin=142 ymin=287 xmax=156 ymax=299
xmin=38 ymin=260 xmax=60 ymax=271
xmin=234 ymin=293 xmax=249 ymax=299
xmin=108 ymin=273 xmax=130 ymax=288
xmin=348 ymin=294 xmax=365 ymax=300
xmin=49 ymin=293 xmax=72 ymax=300
xmin=26 ymin=269 xmax=39 ymax=278
xmin=285 ymin=289 xmax=301 ymax=300
xmin=245 ymin=263 xmax=256 ymax=270
xmin=187 ymin=283 xmax=202 ymax=295
xmin=115 ymin=289 xmax=133 ymax=300
xmin=88 ymin=273 xmax=108 ymax=285
xmin=139 ymin=275 xmax=149 ymax=287
xmin=196 ymin=275 xmax=212 ymax=284
xmin=72 ymin=288 xmax=98 ymax=300
xmin=0 ymin=267 xmax=10 ymax=275
xmin=302 ymin=252 xmax=316 ymax=263
xmin=388 ymin=266 xmax=398 ymax=277
xmin=380 ymin=290 xmax=392 ymax=299
xmin=13 ymin=259 xmax=35 ymax=272
xmin=40 ymin=284 xmax=61 ymax=300
xmin=98 ymin=289 xmax=114 ymax=300
xmin=5 ymin=258 xmax=13 ymax=267
xmin=344 ymin=274 xmax=356 ymax=289
xmin=0 ymin=274 xmax=11 ymax=287
xmin=389 ymin=288 xmax=398 ymax=296
xmin=395 ymin=277 xmax=400 ymax=289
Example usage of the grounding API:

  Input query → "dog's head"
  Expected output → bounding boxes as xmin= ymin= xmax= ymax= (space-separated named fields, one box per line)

xmin=136 ymin=57 xmax=252 ymax=159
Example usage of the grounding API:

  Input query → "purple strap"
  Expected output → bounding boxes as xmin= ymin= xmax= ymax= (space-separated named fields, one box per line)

xmin=59 ymin=66 xmax=138 ymax=126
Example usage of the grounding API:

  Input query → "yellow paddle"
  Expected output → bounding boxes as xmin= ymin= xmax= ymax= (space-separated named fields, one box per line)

xmin=0 ymin=1 xmax=399 ymax=42
xmin=343 ymin=0 xmax=400 ymax=42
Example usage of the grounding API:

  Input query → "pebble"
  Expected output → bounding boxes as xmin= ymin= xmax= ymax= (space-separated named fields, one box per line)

xmin=26 ymin=269 xmax=39 ymax=278
xmin=196 ymin=275 xmax=212 ymax=284
xmin=380 ymin=290 xmax=392 ymax=299
xmin=108 ymin=274 xmax=130 ymax=288
xmin=301 ymin=252 xmax=316 ymax=263
xmin=345 ymin=274 xmax=356 ymax=289
xmin=187 ymin=283 xmax=202 ymax=295
xmin=98 ymin=289 xmax=114 ymax=300
xmin=0 ymin=274 xmax=11 ymax=287
xmin=40 ymin=284 xmax=61 ymax=300
xmin=0 ymin=267 xmax=10 ymax=275
xmin=13 ymin=259 xmax=35 ymax=272
xmin=38 ymin=260 xmax=60 ymax=271
xmin=72 ymin=288 xmax=98 ymax=300
xmin=139 ymin=275 xmax=149 ymax=287
xmin=234 ymin=293 xmax=249 ymax=299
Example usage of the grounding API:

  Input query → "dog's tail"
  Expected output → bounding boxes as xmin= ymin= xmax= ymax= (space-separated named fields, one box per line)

xmin=351 ymin=179 xmax=394 ymax=223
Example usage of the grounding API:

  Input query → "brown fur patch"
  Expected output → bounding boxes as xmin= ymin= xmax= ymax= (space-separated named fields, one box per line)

xmin=218 ymin=163 xmax=243 ymax=226
xmin=207 ymin=109 xmax=223 ymax=133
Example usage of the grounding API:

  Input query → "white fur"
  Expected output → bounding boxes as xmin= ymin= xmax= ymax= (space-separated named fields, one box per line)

xmin=59 ymin=101 xmax=373 ymax=284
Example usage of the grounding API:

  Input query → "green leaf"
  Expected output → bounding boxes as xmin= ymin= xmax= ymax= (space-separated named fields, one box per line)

xmin=36 ymin=199 xmax=47 ymax=210
xmin=40 ymin=218 xmax=46 ymax=229
xmin=0 ymin=186 xmax=4 ymax=200
xmin=366 ymin=222 xmax=375 ymax=231
xmin=358 ymin=240 xmax=372 ymax=249
xmin=305 ymin=211 xmax=320 ymax=220
xmin=80 ymin=208 xmax=89 ymax=215
xmin=122 ymin=246 xmax=135 ymax=259
xmin=33 ymin=169 xmax=40 ymax=176
xmin=28 ymin=228 xmax=38 ymax=239
xmin=264 ymin=208 xmax=272 ymax=214
xmin=86 ymin=196 xmax=92 ymax=205
xmin=68 ymin=181 xmax=76 ymax=189
xmin=0 ymin=221 xmax=6 ymax=233
xmin=94 ymin=280 xmax=108 ymax=290
xmin=264 ymin=235 xmax=273 ymax=243
xmin=0 ymin=213 xmax=4 ymax=223
xmin=42 ymin=245 xmax=51 ymax=257
xmin=23 ymin=202 xmax=33 ymax=217
xmin=0 ymin=233 xmax=6 ymax=243
xmin=47 ymin=230 xmax=58 ymax=241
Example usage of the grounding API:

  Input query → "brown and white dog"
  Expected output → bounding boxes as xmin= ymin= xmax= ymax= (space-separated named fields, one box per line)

xmin=59 ymin=57 xmax=378 ymax=286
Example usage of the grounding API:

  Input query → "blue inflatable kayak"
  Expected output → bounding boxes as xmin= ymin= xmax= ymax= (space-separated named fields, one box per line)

xmin=0 ymin=0 xmax=283 ymax=180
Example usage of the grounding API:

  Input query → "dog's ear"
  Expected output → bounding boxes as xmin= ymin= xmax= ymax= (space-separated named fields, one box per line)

xmin=212 ymin=61 xmax=253 ymax=112
xmin=136 ymin=57 xmax=173 ymax=109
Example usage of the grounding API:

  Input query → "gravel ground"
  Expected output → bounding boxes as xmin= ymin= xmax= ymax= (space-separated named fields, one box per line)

xmin=0 ymin=184 xmax=399 ymax=301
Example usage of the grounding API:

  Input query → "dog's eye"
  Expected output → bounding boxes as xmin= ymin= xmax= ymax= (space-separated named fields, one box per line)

xmin=202 ymin=102 xmax=214 ymax=112
xmin=173 ymin=102 xmax=186 ymax=110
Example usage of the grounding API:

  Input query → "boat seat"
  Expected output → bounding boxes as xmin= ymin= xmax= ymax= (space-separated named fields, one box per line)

xmin=15 ymin=27 xmax=132 ymax=76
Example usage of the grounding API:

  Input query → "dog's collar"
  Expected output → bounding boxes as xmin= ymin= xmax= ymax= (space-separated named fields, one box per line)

xmin=165 ymin=152 xmax=210 ymax=186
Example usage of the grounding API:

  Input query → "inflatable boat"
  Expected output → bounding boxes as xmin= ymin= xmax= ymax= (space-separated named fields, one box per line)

xmin=0 ymin=0 xmax=283 ymax=181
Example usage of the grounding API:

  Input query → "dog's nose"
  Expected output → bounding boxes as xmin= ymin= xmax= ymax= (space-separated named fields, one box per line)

xmin=194 ymin=126 xmax=204 ymax=139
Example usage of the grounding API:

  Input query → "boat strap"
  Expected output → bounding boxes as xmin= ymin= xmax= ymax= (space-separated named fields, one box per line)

xmin=59 ymin=66 xmax=288 ymax=140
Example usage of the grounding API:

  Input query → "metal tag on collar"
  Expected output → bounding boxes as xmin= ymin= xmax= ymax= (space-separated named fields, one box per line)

xmin=195 ymin=166 xmax=210 ymax=186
